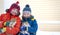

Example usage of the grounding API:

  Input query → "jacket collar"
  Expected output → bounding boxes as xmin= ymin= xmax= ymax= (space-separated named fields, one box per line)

xmin=22 ymin=15 xmax=34 ymax=21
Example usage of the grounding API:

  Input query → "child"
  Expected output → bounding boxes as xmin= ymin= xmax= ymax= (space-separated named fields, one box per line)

xmin=20 ymin=4 xmax=38 ymax=35
xmin=0 ymin=1 xmax=21 ymax=35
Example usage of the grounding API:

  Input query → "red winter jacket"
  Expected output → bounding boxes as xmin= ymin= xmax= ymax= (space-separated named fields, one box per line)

xmin=0 ymin=13 xmax=11 ymax=28
xmin=0 ymin=13 xmax=21 ymax=35
xmin=0 ymin=16 xmax=3 ymax=28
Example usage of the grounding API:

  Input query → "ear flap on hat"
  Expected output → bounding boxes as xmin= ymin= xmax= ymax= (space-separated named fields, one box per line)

xmin=5 ymin=9 xmax=9 ymax=13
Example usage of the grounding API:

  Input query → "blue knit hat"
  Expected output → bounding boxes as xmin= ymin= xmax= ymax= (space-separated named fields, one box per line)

xmin=23 ymin=4 xmax=31 ymax=12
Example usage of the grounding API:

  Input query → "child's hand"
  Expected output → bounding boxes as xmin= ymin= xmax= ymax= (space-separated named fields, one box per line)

xmin=23 ymin=22 xmax=30 ymax=27
xmin=9 ymin=18 xmax=16 ymax=28
xmin=1 ymin=27 xmax=6 ymax=33
xmin=20 ymin=26 xmax=26 ymax=31
xmin=0 ymin=27 xmax=6 ymax=34
xmin=4 ymin=21 xmax=10 ymax=27
xmin=4 ymin=19 xmax=16 ymax=28
xmin=0 ymin=29 xmax=2 ymax=33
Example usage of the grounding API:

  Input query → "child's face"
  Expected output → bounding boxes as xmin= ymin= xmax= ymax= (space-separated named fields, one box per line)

xmin=10 ymin=8 xmax=18 ymax=16
xmin=23 ymin=11 xmax=31 ymax=18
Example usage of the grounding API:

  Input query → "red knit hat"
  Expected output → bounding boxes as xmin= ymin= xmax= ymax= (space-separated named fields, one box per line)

xmin=7 ymin=1 xmax=20 ymax=13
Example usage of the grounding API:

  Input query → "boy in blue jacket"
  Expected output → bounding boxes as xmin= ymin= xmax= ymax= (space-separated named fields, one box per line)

xmin=20 ymin=4 xmax=38 ymax=35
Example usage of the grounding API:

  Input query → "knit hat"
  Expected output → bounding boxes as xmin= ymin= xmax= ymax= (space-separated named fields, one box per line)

xmin=6 ymin=1 xmax=20 ymax=13
xmin=6 ymin=1 xmax=20 ymax=16
xmin=23 ymin=4 xmax=31 ymax=13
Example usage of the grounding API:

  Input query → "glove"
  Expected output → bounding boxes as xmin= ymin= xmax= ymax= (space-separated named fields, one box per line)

xmin=20 ymin=26 xmax=26 ymax=31
xmin=4 ymin=21 xmax=16 ymax=28
xmin=1 ymin=27 xmax=6 ymax=33
xmin=0 ymin=29 xmax=2 ymax=33
xmin=7 ymin=18 xmax=16 ymax=28
xmin=9 ymin=21 xmax=16 ymax=28
xmin=0 ymin=27 xmax=6 ymax=33
xmin=4 ymin=21 xmax=10 ymax=26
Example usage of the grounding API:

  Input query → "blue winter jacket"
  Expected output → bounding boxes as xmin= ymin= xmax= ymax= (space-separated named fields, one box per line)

xmin=20 ymin=16 xmax=38 ymax=35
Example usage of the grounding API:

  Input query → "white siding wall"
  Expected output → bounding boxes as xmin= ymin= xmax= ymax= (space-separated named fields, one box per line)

xmin=0 ymin=0 xmax=4 ymax=14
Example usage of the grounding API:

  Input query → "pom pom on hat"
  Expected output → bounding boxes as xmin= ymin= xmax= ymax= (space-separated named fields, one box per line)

xmin=7 ymin=1 xmax=20 ymax=13
xmin=6 ymin=1 xmax=20 ymax=16
xmin=16 ymin=1 xmax=19 ymax=5
xmin=10 ymin=1 xmax=20 ymax=10
xmin=23 ymin=4 xmax=31 ymax=12
xmin=26 ymin=4 xmax=29 ymax=7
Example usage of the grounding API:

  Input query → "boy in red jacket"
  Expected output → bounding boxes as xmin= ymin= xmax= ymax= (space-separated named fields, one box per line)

xmin=0 ymin=1 xmax=21 ymax=35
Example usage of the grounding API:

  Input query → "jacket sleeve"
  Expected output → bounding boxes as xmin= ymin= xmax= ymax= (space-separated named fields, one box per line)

xmin=28 ymin=19 xmax=38 ymax=33
xmin=0 ymin=16 xmax=1 ymax=21
xmin=0 ymin=15 xmax=4 ymax=28
xmin=0 ymin=16 xmax=3 ymax=28
xmin=6 ymin=17 xmax=21 ymax=34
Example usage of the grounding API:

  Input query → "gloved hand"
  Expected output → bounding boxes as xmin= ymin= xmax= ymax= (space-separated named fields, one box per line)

xmin=20 ymin=26 xmax=26 ymax=31
xmin=0 ymin=29 xmax=2 ymax=33
xmin=4 ymin=21 xmax=16 ymax=28
xmin=4 ymin=21 xmax=10 ymax=26
xmin=0 ymin=27 xmax=6 ymax=34
xmin=1 ymin=27 xmax=6 ymax=33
